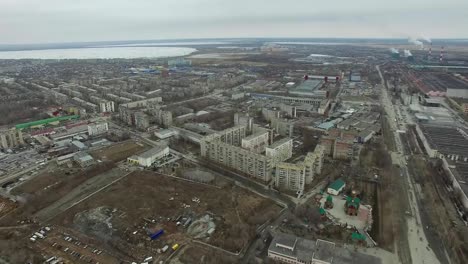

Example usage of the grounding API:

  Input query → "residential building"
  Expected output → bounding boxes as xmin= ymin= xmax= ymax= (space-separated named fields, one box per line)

xmin=99 ymin=100 xmax=115 ymax=113
xmin=127 ymin=145 xmax=170 ymax=167
xmin=274 ymin=145 xmax=324 ymax=192
xmin=200 ymin=125 xmax=272 ymax=182
xmin=266 ymin=138 xmax=293 ymax=163
xmin=152 ymin=108 xmax=173 ymax=127
xmin=241 ymin=130 xmax=269 ymax=154
xmin=87 ymin=122 xmax=109 ymax=136
xmin=0 ymin=128 xmax=24 ymax=149
xmin=134 ymin=112 xmax=150 ymax=130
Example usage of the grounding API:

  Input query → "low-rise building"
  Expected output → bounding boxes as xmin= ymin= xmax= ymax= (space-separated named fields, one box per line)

xmin=327 ymin=179 xmax=346 ymax=195
xmin=73 ymin=152 xmax=94 ymax=167
xmin=268 ymin=233 xmax=335 ymax=264
xmin=127 ymin=146 xmax=170 ymax=167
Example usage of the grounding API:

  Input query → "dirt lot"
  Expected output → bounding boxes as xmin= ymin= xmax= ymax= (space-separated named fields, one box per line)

xmin=3 ymin=162 xmax=115 ymax=225
xmin=50 ymin=171 xmax=281 ymax=262
xmin=175 ymin=244 xmax=238 ymax=264
xmin=359 ymin=139 xmax=407 ymax=253
xmin=90 ymin=140 xmax=147 ymax=162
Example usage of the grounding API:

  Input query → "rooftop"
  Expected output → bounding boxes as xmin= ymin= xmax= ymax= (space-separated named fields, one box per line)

xmin=268 ymin=137 xmax=292 ymax=149
xmin=138 ymin=146 xmax=168 ymax=159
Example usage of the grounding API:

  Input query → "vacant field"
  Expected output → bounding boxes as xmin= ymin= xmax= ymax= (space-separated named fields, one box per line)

xmin=2 ymin=162 xmax=115 ymax=225
xmin=51 ymin=171 xmax=281 ymax=261
xmin=177 ymin=245 xmax=238 ymax=264
xmin=359 ymin=139 xmax=405 ymax=253
xmin=90 ymin=140 xmax=147 ymax=162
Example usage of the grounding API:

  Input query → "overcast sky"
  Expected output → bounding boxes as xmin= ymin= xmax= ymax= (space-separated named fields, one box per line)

xmin=1 ymin=0 xmax=467 ymax=44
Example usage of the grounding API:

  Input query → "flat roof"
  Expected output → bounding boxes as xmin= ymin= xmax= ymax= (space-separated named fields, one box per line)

xmin=421 ymin=125 xmax=468 ymax=157
xmin=290 ymin=80 xmax=322 ymax=93
xmin=138 ymin=145 xmax=169 ymax=159
xmin=268 ymin=137 xmax=292 ymax=149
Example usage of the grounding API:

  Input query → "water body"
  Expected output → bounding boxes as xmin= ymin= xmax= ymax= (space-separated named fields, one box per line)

xmin=0 ymin=46 xmax=196 ymax=60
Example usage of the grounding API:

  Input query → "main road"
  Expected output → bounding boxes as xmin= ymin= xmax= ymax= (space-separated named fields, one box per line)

xmin=377 ymin=65 xmax=447 ymax=264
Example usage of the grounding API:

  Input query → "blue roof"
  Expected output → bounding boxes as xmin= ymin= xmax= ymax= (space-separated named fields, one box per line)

xmin=318 ymin=122 xmax=335 ymax=130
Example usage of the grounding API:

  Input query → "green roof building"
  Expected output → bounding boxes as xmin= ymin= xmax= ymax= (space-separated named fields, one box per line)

xmin=327 ymin=179 xmax=346 ymax=195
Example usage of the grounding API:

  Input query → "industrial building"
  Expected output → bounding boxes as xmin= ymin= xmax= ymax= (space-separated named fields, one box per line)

xmin=87 ymin=122 xmax=109 ymax=136
xmin=268 ymin=232 xmax=381 ymax=264
xmin=268 ymin=233 xmax=335 ymax=264
xmin=127 ymin=145 xmax=170 ymax=167
xmin=73 ymin=152 xmax=94 ymax=167
xmin=289 ymin=79 xmax=326 ymax=98
xmin=0 ymin=128 xmax=24 ymax=149
xmin=266 ymin=138 xmax=293 ymax=163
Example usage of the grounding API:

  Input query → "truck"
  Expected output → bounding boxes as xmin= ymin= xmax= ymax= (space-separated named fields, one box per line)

xmin=149 ymin=229 xmax=164 ymax=240
xmin=172 ymin=244 xmax=179 ymax=251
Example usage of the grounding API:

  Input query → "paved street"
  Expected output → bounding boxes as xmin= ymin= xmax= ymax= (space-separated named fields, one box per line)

xmin=377 ymin=65 xmax=445 ymax=264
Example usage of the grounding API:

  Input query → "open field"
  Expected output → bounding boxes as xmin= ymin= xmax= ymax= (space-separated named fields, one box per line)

xmin=48 ymin=170 xmax=281 ymax=262
xmin=175 ymin=244 xmax=238 ymax=264
xmin=3 ymin=162 xmax=115 ymax=224
xmin=89 ymin=140 xmax=147 ymax=162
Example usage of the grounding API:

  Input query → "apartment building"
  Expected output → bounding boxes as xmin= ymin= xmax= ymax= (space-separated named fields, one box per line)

xmin=99 ymin=100 xmax=115 ymax=113
xmin=0 ymin=128 xmax=24 ymax=149
xmin=201 ymin=125 xmax=272 ymax=182
xmin=266 ymin=138 xmax=293 ymax=163
xmin=275 ymin=145 xmax=324 ymax=192
xmin=241 ymin=130 xmax=269 ymax=154
xmin=87 ymin=122 xmax=109 ymax=136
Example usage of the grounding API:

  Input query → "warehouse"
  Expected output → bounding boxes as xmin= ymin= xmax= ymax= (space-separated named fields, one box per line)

xmin=127 ymin=145 xmax=170 ymax=167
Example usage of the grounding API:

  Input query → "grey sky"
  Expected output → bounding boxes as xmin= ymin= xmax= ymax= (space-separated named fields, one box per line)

xmin=1 ymin=0 xmax=467 ymax=44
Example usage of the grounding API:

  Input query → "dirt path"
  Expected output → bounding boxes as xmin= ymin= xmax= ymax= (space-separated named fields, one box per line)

xmin=34 ymin=167 xmax=128 ymax=222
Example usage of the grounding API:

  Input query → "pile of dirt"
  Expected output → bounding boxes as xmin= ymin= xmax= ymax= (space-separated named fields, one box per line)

xmin=187 ymin=215 xmax=216 ymax=239
xmin=74 ymin=206 xmax=115 ymax=240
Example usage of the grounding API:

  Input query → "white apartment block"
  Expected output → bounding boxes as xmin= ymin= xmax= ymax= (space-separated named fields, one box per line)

xmin=87 ymin=122 xmax=109 ymax=136
xmin=0 ymin=128 xmax=24 ymax=149
xmin=99 ymin=101 xmax=115 ymax=113
xmin=241 ymin=130 xmax=269 ymax=154
xmin=266 ymin=137 xmax=293 ymax=163
xmin=275 ymin=145 xmax=324 ymax=192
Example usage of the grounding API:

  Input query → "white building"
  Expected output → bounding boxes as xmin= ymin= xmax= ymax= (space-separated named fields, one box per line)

xmin=154 ymin=129 xmax=176 ymax=139
xmin=87 ymin=122 xmax=109 ymax=136
xmin=99 ymin=101 xmax=115 ymax=113
xmin=266 ymin=138 xmax=293 ymax=163
xmin=275 ymin=145 xmax=324 ymax=192
xmin=127 ymin=146 xmax=170 ymax=167
xmin=241 ymin=130 xmax=269 ymax=154
xmin=0 ymin=128 xmax=24 ymax=149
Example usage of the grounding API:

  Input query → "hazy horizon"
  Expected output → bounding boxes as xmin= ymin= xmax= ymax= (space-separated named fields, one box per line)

xmin=1 ymin=0 xmax=467 ymax=45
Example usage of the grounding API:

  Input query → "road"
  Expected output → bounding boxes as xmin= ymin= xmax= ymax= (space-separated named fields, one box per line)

xmin=377 ymin=65 xmax=446 ymax=264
